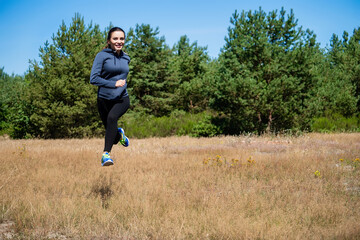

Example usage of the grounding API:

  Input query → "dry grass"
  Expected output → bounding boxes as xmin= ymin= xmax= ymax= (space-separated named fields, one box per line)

xmin=0 ymin=133 xmax=360 ymax=239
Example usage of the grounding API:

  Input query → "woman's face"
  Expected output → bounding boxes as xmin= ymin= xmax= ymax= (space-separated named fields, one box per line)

xmin=108 ymin=30 xmax=125 ymax=53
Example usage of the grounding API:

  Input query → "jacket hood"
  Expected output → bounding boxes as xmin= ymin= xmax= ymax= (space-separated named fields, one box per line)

xmin=102 ymin=48 xmax=124 ymax=56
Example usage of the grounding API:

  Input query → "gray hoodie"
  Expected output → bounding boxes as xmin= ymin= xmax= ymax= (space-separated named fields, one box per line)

xmin=90 ymin=48 xmax=130 ymax=100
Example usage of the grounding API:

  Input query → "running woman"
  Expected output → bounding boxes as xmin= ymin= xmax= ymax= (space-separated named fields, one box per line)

xmin=90 ymin=27 xmax=130 ymax=166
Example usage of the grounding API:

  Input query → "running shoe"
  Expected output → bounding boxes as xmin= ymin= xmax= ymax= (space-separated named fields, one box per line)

xmin=101 ymin=152 xmax=114 ymax=166
xmin=118 ymin=128 xmax=129 ymax=147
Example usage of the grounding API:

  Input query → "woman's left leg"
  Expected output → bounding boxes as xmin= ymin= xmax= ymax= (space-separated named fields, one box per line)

xmin=104 ymin=97 xmax=130 ymax=153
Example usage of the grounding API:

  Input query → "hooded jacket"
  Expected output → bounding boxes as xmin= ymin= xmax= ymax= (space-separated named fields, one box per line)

xmin=90 ymin=48 xmax=130 ymax=100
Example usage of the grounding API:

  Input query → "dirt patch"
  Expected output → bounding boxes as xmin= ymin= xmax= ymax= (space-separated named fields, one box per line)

xmin=0 ymin=221 xmax=14 ymax=239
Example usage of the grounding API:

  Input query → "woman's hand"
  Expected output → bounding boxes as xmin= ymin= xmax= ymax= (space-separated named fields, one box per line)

xmin=115 ymin=79 xmax=126 ymax=87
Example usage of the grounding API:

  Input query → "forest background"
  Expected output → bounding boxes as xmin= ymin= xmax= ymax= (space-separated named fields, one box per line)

xmin=1 ymin=7 xmax=360 ymax=139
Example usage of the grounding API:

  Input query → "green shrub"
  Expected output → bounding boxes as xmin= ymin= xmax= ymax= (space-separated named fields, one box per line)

xmin=311 ymin=113 xmax=360 ymax=132
xmin=118 ymin=111 xmax=214 ymax=138
xmin=190 ymin=116 xmax=221 ymax=137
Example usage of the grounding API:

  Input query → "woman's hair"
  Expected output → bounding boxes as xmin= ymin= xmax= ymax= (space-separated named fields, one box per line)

xmin=105 ymin=27 xmax=126 ymax=49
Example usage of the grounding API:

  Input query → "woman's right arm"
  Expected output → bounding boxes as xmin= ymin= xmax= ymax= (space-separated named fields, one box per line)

xmin=90 ymin=53 xmax=116 ymax=88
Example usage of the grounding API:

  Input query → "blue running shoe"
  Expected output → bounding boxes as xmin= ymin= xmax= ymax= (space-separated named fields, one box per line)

xmin=101 ymin=152 xmax=114 ymax=166
xmin=118 ymin=128 xmax=129 ymax=147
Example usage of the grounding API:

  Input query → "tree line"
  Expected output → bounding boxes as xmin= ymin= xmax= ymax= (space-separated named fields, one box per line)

xmin=1 ymin=8 xmax=359 ymax=139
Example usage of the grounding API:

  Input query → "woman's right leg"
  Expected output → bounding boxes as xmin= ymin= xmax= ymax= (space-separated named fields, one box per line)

xmin=97 ymin=97 xmax=114 ymax=166
xmin=97 ymin=97 xmax=111 ymax=131
xmin=97 ymin=97 xmax=113 ymax=153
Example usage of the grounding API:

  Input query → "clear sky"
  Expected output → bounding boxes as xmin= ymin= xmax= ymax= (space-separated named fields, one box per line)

xmin=0 ymin=0 xmax=359 ymax=76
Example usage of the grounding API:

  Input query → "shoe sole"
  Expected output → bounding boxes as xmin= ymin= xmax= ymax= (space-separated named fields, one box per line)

xmin=102 ymin=160 xmax=114 ymax=166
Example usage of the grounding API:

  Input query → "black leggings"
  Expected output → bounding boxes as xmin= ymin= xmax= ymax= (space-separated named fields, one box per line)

xmin=97 ymin=96 xmax=130 ymax=153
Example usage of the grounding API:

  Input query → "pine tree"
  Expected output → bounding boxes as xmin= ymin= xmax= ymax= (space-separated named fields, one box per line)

xmin=341 ymin=28 xmax=360 ymax=111
xmin=210 ymin=7 xmax=323 ymax=134
xmin=125 ymin=24 xmax=173 ymax=116
xmin=26 ymin=14 xmax=104 ymax=138
xmin=0 ymin=68 xmax=30 ymax=138
xmin=309 ymin=31 xmax=358 ymax=117
xmin=169 ymin=35 xmax=210 ymax=112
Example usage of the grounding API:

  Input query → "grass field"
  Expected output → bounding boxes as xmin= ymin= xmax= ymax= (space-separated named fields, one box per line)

xmin=1 ymin=133 xmax=360 ymax=239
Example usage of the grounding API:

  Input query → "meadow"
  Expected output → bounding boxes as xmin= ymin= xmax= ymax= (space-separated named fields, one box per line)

xmin=0 ymin=133 xmax=359 ymax=239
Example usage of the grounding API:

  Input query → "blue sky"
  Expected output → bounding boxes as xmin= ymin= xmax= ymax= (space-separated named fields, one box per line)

xmin=0 ymin=0 xmax=359 ymax=75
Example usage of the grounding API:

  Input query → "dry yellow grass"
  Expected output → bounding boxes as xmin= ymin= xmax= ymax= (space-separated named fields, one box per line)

xmin=0 ymin=133 xmax=360 ymax=239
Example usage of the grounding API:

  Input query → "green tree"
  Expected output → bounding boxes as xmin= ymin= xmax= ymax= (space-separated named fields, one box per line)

xmin=26 ymin=14 xmax=104 ymax=138
xmin=210 ymin=8 xmax=322 ymax=134
xmin=0 ymin=68 xmax=30 ymax=138
xmin=170 ymin=35 xmax=210 ymax=112
xmin=307 ymin=31 xmax=358 ymax=118
xmin=345 ymin=28 xmax=360 ymax=111
xmin=126 ymin=24 xmax=173 ymax=116
xmin=325 ymin=28 xmax=360 ymax=113
xmin=0 ymin=68 xmax=10 ymax=132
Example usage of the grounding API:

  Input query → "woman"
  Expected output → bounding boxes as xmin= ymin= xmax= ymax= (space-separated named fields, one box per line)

xmin=90 ymin=27 xmax=130 ymax=166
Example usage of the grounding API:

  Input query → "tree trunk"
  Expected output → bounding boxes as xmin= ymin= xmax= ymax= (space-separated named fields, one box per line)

xmin=266 ymin=109 xmax=273 ymax=133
